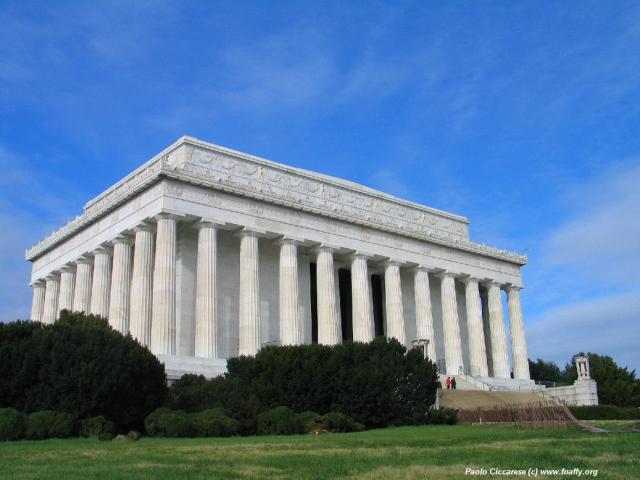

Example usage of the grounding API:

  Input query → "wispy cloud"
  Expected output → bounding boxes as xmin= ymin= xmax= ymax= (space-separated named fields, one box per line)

xmin=527 ymin=291 xmax=640 ymax=371
xmin=526 ymin=160 xmax=640 ymax=370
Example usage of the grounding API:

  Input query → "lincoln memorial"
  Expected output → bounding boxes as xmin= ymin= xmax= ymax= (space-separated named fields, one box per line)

xmin=26 ymin=136 xmax=533 ymax=387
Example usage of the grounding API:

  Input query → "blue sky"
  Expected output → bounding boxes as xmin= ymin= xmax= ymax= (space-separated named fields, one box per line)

xmin=1 ymin=1 xmax=639 ymax=371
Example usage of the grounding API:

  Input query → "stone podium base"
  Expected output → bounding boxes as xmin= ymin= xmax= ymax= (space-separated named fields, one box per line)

xmin=157 ymin=354 xmax=228 ymax=381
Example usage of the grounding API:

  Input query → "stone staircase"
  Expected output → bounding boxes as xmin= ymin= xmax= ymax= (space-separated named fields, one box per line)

xmin=439 ymin=388 xmax=546 ymax=410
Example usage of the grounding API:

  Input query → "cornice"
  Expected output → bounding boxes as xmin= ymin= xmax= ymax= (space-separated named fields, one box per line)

xmin=25 ymin=136 xmax=528 ymax=265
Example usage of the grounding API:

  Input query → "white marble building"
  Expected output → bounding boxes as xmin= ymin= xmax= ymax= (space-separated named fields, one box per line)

xmin=26 ymin=136 xmax=532 ymax=385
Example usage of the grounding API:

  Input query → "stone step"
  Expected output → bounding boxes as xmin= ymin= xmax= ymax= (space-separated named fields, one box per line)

xmin=439 ymin=389 xmax=546 ymax=410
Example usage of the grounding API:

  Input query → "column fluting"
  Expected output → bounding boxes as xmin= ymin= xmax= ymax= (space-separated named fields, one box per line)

xmin=90 ymin=247 xmax=112 ymax=319
xmin=384 ymin=261 xmax=406 ymax=345
xmin=30 ymin=281 xmax=45 ymax=322
xmin=42 ymin=274 xmax=60 ymax=324
xmin=195 ymin=222 xmax=218 ymax=358
xmin=351 ymin=254 xmax=374 ymax=343
xmin=507 ymin=286 xmax=530 ymax=380
xmin=487 ymin=281 xmax=510 ymax=378
xmin=58 ymin=266 xmax=75 ymax=314
xmin=109 ymin=236 xmax=133 ymax=334
xmin=463 ymin=278 xmax=489 ymax=377
xmin=414 ymin=268 xmax=437 ymax=362
xmin=316 ymin=247 xmax=341 ymax=345
xmin=439 ymin=272 xmax=464 ymax=375
xmin=72 ymin=258 xmax=93 ymax=313
xmin=130 ymin=224 xmax=155 ymax=347
xmin=151 ymin=214 xmax=177 ymax=355
xmin=239 ymin=231 xmax=261 ymax=355
xmin=279 ymin=239 xmax=302 ymax=346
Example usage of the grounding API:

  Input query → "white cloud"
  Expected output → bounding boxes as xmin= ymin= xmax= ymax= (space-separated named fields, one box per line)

xmin=527 ymin=291 xmax=640 ymax=372
xmin=544 ymin=161 xmax=640 ymax=286
xmin=526 ymin=161 xmax=640 ymax=371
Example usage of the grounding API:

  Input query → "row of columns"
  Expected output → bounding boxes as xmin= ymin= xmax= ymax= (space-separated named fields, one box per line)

xmin=30 ymin=214 xmax=530 ymax=379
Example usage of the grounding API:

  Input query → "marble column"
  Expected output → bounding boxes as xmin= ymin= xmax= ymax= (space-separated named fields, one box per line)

xmin=439 ymin=272 xmax=464 ymax=375
xmin=507 ymin=286 xmax=530 ymax=380
xmin=130 ymin=224 xmax=155 ymax=347
xmin=109 ymin=236 xmax=133 ymax=334
xmin=58 ymin=266 xmax=75 ymax=314
xmin=487 ymin=281 xmax=510 ymax=378
xmin=414 ymin=267 xmax=437 ymax=362
xmin=462 ymin=277 xmax=489 ymax=377
xmin=239 ymin=230 xmax=261 ymax=355
xmin=72 ymin=258 xmax=93 ymax=313
xmin=316 ymin=247 xmax=341 ymax=345
xmin=384 ymin=261 xmax=406 ymax=345
xmin=42 ymin=274 xmax=60 ymax=324
xmin=151 ymin=214 xmax=177 ymax=355
xmin=350 ymin=254 xmax=374 ymax=343
xmin=195 ymin=222 xmax=218 ymax=358
xmin=279 ymin=239 xmax=302 ymax=346
xmin=30 ymin=280 xmax=45 ymax=322
xmin=90 ymin=247 xmax=112 ymax=318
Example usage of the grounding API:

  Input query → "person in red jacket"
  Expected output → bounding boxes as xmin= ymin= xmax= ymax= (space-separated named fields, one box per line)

xmin=445 ymin=376 xmax=451 ymax=390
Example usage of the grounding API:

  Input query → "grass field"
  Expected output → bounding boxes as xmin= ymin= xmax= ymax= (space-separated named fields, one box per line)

xmin=1 ymin=424 xmax=638 ymax=480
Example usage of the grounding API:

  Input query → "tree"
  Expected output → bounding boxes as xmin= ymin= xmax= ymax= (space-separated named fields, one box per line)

xmin=169 ymin=337 xmax=439 ymax=430
xmin=528 ymin=358 xmax=565 ymax=383
xmin=0 ymin=311 xmax=168 ymax=430
xmin=563 ymin=353 xmax=640 ymax=407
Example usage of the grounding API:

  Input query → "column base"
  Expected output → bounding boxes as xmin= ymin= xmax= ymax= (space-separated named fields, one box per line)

xmin=157 ymin=354 xmax=228 ymax=381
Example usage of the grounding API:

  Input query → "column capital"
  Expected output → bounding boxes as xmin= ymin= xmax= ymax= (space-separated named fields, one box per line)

xmin=194 ymin=219 xmax=224 ymax=230
xmin=74 ymin=255 xmax=93 ymax=265
xmin=133 ymin=222 xmax=155 ymax=233
xmin=434 ymin=269 xmax=454 ymax=280
xmin=234 ymin=227 xmax=267 ymax=239
xmin=348 ymin=251 xmax=374 ymax=262
xmin=313 ymin=244 xmax=339 ymax=255
xmin=30 ymin=279 xmax=45 ymax=287
xmin=112 ymin=235 xmax=133 ymax=246
xmin=458 ymin=274 xmax=482 ymax=285
xmin=60 ymin=264 xmax=75 ymax=273
xmin=383 ymin=258 xmax=405 ymax=268
xmin=154 ymin=212 xmax=181 ymax=222
xmin=504 ymin=283 xmax=522 ymax=292
xmin=45 ymin=272 xmax=59 ymax=281
xmin=275 ymin=236 xmax=304 ymax=247
xmin=481 ymin=279 xmax=503 ymax=288
xmin=93 ymin=246 xmax=113 ymax=256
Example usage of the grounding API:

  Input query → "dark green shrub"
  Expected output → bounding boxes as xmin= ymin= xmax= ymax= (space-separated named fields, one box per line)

xmin=298 ymin=411 xmax=322 ymax=433
xmin=144 ymin=408 xmax=174 ymax=436
xmin=320 ymin=412 xmax=364 ymax=433
xmin=192 ymin=408 xmax=239 ymax=437
xmin=427 ymin=408 xmax=458 ymax=425
xmin=257 ymin=406 xmax=305 ymax=435
xmin=0 ymin=312 xmax=167 ymax=431
xmin=98 ymin=431 xmax=114 ymax=441
xmin=169 ymin=338 xmax=438 ymax=430
xmin=0 ymin=408 xmax=26 ymax=441
xmin=26 ymin=411 xmax=75 ymax=439
xmin=80 ymin=416 xmax=115 ymax=438
xmin=152 ymin=410 xmax=196 ymax=438
xmin=569 ymin=405 xmax=640 ymax=420
xmin=127 ymin=431 xmax=141 ymax=441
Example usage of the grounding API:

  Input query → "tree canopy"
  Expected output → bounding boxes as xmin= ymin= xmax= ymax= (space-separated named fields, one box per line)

xmin=0 ymin=311 xmax=167 ymax=430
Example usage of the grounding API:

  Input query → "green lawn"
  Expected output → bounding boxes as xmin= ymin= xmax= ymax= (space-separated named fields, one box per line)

xmin=1 ymin=424 xmax=638 ymax=480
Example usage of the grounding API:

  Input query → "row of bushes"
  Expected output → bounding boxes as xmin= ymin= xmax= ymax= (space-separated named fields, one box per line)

xmin=144 ymin=406 xmax=366 ymax=438
xmin=167 ymin=337 xmax=438 ymax=434
xmin=0 ymin=408 xmax=123 ymax=441
xmin=569 ymin=405 xmax=640 ymax=420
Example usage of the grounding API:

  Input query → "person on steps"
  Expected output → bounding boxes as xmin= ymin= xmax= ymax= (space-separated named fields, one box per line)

xmin=451 ymin=377 xmax=457 ymax=390
xmin=445 ymin=376 xmax=451 ymax=390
